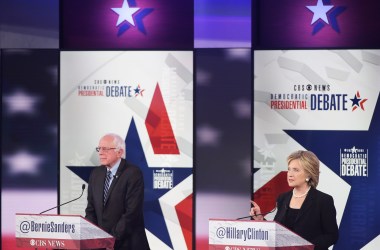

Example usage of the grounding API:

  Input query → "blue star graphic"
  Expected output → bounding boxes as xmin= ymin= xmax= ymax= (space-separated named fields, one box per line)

xmin=284 ymin=93 xmax=380 ymax=249
xmin=133 ymin=85 xmax=145 ymax=97
xmin=350 ymin=93 xmax=361 ymax=107
xmin=307 ymin=0 xmax=346 ymax=35
xmin=134 ymin=86 xmax=140 ymax=95
xmin=68 ymin=118 xmax=192 ymax=248
xmin=124 ymin=118 xmax=192 ymax=248
xmin=350 ymin=91 xmax=368 ymax=111
xmin=113 ymin=0 xmax=154 ymax=36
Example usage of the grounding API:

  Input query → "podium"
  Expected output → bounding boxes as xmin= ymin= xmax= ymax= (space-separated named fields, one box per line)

xmin=16 ymin=214 xmax=115 ymax=249
xmin=209 ymin=219 xmax=314 ymax=250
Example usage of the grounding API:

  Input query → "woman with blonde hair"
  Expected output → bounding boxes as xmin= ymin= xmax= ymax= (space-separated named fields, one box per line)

xmin=250 ymin=150 xmax=339 ymax=250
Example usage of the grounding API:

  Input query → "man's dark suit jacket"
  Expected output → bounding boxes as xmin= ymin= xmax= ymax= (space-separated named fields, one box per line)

xmin=274 ymin=188 xmax=339 ymax=250
xmin=85 ymin=159 xmax=150 ymax=250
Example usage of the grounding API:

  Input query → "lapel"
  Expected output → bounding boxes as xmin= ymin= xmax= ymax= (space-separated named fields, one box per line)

xmin=93 ymin=166 xmax=107 ymax=214
xmin=104 ymin=159 xmax=127 ymax=206
xmin=294 ymin=187 xmax=315 ymax=224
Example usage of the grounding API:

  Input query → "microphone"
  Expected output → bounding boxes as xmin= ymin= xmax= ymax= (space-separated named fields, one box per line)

xmin=39 ymin=184 xmax=86 ymax=214
xmin=236 ymin=204 xmax=277 ymax=220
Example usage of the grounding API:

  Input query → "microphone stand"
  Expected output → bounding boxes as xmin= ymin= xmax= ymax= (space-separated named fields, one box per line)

xmin=236 ymin=206 xmax=277 ymax=220
xmin=36 ymin=184 xmax=85 ymax=250
xmin=39 ymin=184 xmax=85 ymax=214
xmin=236 ymin=215 xmax=253 ymax=220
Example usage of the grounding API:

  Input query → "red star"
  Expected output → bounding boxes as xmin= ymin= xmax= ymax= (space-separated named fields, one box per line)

xmin=352 ymin=91 xmax=368 ymax=111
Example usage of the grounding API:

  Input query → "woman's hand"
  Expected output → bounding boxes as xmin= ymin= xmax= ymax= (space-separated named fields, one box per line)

xmin=250 ymin=201 xmax=264 ymax=220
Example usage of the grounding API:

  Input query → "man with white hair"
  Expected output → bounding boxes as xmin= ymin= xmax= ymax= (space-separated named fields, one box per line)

xmin=85 ymin=133 xmax=150 ymax=250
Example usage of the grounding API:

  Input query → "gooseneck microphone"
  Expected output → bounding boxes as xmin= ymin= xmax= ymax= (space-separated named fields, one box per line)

xmin=236 ymin=204 xmax=277 ymax=220
xmin=39 ymin=184 xmax=86 ymax=214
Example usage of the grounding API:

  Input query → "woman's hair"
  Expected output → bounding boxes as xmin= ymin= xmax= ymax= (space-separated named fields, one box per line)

xmin=287 ymin=150 xmax=320 ymax=188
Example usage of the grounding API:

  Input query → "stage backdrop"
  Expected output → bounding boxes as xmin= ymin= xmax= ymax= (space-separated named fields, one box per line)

xmin=254 ymin=0 xmax=380 ymax=48
xmin=60 ymin=51 xmax=193 ymax=250
xmin=194 ymin=0 xmax=251 ymax=48
xmin=60 ymin=0 xmax=193 ymax=49
xmin=1 ymin=49 xmax=59 ymax=250
xmin=253 ymin=50 xmax=380 ymax=249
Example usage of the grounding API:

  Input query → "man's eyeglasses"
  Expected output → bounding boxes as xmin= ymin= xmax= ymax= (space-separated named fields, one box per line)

xmin=96 ymin=147 xmax=117 ymax=152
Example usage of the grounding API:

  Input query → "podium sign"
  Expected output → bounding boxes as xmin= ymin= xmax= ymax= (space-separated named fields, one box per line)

xmin=209 ymin=219 xmax=313 ymax=250
xmin=16 ymin=214 xmax=115 ymax=249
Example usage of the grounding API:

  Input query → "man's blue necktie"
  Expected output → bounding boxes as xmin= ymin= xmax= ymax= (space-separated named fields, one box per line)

xmin=103 ymin=170 xmax=112 ymax=205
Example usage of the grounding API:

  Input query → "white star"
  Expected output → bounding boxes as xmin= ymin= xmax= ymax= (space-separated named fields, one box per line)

xmin=196 ymin=69 xmax=212 ymax=87
xmin=351 ymin=146 xmax=358 ymax=153
xmin=67 ymin=153 xmax=87 ymax=166
xmin=4 ymin=150 xmax=44 ymax=175
xmin=226 ymin=49 xmax=251 ymax=61
xmin=197 ymin=125 xmax=222 ymax=147
xmin=3 ymin=90 xmax=42 ymax=115
xmin=111 ymin=0 xmax=140 ymax=26
xmin=306 ymin=0 xmax=334 ymax=24
xmin=232 ymin=99 xmax=251 ymax=119
xmin=258 ymin=145 xmax=276 ymax=161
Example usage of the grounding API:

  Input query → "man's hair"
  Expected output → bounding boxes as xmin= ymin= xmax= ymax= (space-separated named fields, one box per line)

xmin=105 ymin=133 xmax=126 ymax=158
